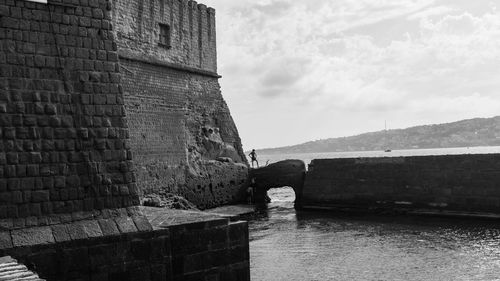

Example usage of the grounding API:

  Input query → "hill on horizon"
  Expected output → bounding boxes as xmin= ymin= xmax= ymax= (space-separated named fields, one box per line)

xmin=257 ymin=116 xmax=500 ymax=155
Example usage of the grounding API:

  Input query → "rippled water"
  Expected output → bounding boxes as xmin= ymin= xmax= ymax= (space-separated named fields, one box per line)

xmin=249 ymin=188 xmax=500 ymax=281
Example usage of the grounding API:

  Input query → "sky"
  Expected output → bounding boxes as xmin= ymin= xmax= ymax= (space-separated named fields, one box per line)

xmin=201 ymin=0 xmax=500 ymax=150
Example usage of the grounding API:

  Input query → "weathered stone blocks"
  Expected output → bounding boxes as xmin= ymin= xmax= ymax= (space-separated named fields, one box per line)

xmin=120 ymin=53 xmax=248 ymax=209
xmin=0 ymin=0 xmax=139 ymax=218
xmin=302 ymin=154 xmax=500 ymax=214
xmin=0 ymin=0 xmax=252 ymax=280
xmin=0 ymin=207 xmax=249 ymax=281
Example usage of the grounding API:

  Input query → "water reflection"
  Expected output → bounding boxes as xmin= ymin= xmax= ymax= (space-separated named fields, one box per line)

xmin=250 ymin=188 xmax=500 ymax=281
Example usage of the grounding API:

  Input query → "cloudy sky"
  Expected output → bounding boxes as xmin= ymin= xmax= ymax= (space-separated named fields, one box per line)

xmin=201 ymin=0 xmax=500 ymax=150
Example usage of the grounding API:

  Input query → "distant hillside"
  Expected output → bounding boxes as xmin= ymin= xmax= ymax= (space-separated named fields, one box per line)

xmin=258 ymin=116 xmax=500 ymax=155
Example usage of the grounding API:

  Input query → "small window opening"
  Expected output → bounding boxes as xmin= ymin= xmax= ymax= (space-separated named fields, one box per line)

xmin=159 ymin=23 xmax=171 ymax=48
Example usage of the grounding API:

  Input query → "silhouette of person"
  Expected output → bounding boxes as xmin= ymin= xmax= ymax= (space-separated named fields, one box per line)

xmin=247 ymin=177 xmax=256 ymax=204
xmin=249 ymin=149 xmax=259 ymax=168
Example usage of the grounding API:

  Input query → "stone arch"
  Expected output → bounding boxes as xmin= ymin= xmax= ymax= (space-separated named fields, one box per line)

xmin=249 ymin=160 xmax=306 ymax=209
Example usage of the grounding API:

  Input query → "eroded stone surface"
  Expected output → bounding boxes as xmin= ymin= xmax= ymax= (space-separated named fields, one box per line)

xmin=0 ymin=0 xmax=251 ymax=280
xmin=113 ymin=0 xmax=249 ymax=209
xmin=143 ymin=193 xmax=198 ymax=210
xmin=250 ymin=160 xmax=306 ymax=208
xmin=11 ymin=227 xmax=54 ymax=248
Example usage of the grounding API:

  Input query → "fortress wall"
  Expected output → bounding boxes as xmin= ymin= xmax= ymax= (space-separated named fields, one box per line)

xmin=302 ymin=154 xmax=500 ymax=213
xmin=205 ymin=8 xmax=217 ymax=71
xmin=120 ymin=57 xmax=247 ymax=208
xmin=0 ymin=0 xmax=139 ymax=219
xmin=121 ymin=59 xmax=187 ymax=168
xmin=111 ymin=0 xmax=248 ymax=208
xmin=0 ymin=1 xmax=251 ymax=280
xmin=111 ymin=0 xmax=216 ymax=73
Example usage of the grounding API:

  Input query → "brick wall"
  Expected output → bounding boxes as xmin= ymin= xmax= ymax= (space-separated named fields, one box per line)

xmin=0 ymin=0 xmax=139 ymax=218
xmin=302 ymin=154 xmax=500 ymax=213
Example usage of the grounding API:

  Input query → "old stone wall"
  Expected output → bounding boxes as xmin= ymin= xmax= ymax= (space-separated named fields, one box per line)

xmin=0 ymin=207 xmax=250 ymax=281
xmin=0 ymin=0 xmax=139 ymax=219
xmin=111 ymin=0 xmax=216 ymax=73
xmin=302 ymin=154 xmax=500 ymax=214
xmin=0 ymin=1 xmax=251 ymax=280
xmin=110 ymin=0 xmax=248 ymax=209
xmin=250 ymin=160 xmax=306 ymax=209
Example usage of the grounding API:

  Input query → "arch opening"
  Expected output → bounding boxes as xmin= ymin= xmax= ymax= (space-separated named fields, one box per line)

xmin=267 ymin=186 xmax=296 ymax=204
xmin=249 ymin=159 xmax=306 ymax=209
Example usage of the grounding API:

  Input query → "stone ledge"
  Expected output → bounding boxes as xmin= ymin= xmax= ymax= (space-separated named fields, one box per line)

xmin=119 ymin=51 xmax=222 ymax=78
xmin=139 ymin=207 xmax=229 ymax=230
xmin=0 ymin=207 xmax=242 ymax=250
xmin=204 ymin=205 xmax=256 ymax=221
xmin=0 ymin=207 xmax=146 ymax=231
xmin=0 ymin=208 xmax=154 ymax=250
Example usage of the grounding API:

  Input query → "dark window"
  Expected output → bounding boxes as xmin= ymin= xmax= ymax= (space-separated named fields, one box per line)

xmin=159 ymin=24 xmax=171 ymax=48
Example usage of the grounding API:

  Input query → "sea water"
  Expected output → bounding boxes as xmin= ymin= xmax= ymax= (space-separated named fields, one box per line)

xmin=254 ymin=146 xmax=500 ymax=168
xmin=250 ymin=188 xmax=500 ymax=281
xmin=249 ymin=147 xmax=500 ymax=281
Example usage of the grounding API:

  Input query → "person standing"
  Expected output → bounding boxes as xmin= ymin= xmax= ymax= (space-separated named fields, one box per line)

xmin=249 ymin=149 xmax=259 ymax=168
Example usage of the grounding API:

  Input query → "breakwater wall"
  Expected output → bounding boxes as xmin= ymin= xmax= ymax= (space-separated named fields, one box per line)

xmin=301 ymin=154 xmax=500 ymax=214
xmin=249 ymin=160 xmax=305 ymax=208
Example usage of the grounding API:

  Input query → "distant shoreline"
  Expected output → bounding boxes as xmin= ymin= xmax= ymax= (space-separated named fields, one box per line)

xmin=253 ymin=116 xmax=500 ymax=155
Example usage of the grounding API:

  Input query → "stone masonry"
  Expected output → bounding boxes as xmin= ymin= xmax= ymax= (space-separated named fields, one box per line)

xmin=0 ymin=0 xmax=138 ymax=220
xmin=250 ymin=160 xmax=306 ymax=209
xmin=0 ymin=0 xmax=251 ymax=280
xmin=0 ymin=206 xmax=250 ymax=281
xmin=111 ymin=0 xmax=248 ymax=209
xmin=302 ymin=154 xmax=500 ymax=214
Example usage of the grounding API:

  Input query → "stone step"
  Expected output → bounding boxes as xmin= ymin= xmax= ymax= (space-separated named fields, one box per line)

xmin=0 ymin=257 xmax=44 ymax=281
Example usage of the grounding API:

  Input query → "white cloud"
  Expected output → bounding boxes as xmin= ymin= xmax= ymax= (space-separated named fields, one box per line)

xmin=407 ymin=6 xmax=456 ymax=20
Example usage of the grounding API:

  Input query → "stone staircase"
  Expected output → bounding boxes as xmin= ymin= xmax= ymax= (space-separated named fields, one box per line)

xmin=0 ymin=256 xmax=44 ymax=281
